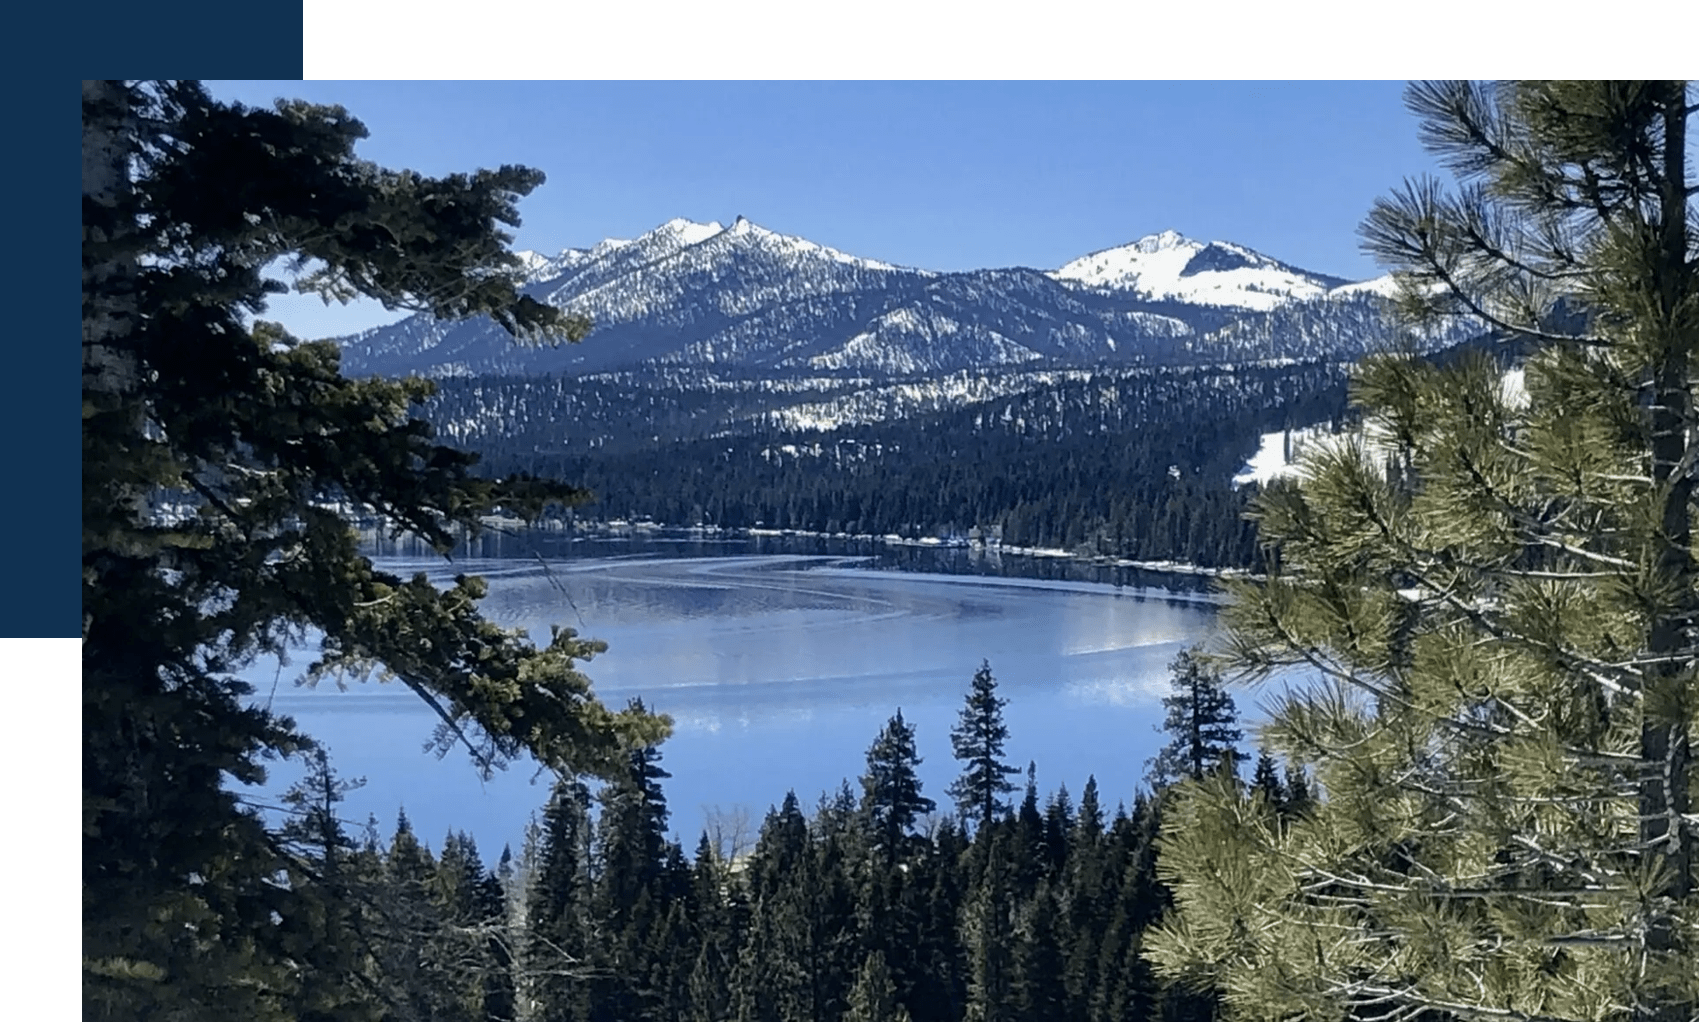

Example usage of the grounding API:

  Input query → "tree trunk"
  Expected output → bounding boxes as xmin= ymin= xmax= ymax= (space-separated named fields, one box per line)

xmin=82 ymin=79 xmax=139 ymax=396
xmin=82 ymin=80 xmax=149 ymax=642
xmin=1638 ymin=83 xmax=1695 ymax=1021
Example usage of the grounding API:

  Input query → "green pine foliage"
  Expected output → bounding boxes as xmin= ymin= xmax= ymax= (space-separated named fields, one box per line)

xmin=1249 ymin=750 xmax=1284 ymax=810
xmin=82 ymin=79 xmax=666 ymax=1021
xmin=1009 ymin=881 xmax=1068 ymax=1022
xmin=1147 ymin=80 xmax=1699 ymax=1022
xmin=846 ymin=951 xmax=915 ymax=1022
xmin=524 ymin=778 xmax=595 ymax=1022
xmin=948 ymin=661 xmax=1023 ymax=830
xmin=962 ymin=830 xmax=1018 ymax=1022
xmin=861 ymin=710 xmax=938 ymax=864
xmin=275 ymin=749 xmax=386 ymax=1022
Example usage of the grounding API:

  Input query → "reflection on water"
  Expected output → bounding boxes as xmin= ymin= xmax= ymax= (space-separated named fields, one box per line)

xmin=365 ymin=527 xmax=1224 ymax=596
xmin=253 ymin=540 xmax=1219 ymax=858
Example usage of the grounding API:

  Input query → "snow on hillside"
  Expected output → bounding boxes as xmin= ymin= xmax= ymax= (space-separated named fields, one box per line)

xmin=1326 ymin=274 xmax=1399 ymax=299
xmin=513 ymin=250 xmax=552 ymax=274
xmin=669 ymin=218 xmax=727 ymax=245
xmin=1232 ymin=367 xmax=1528 ymax=489
xmin=720 ymin=216 xmax=908 ymax=273
xmin=1233 ymin=427 xmax=1316 ymax=488
xmin=514 ymin=247 xmax=599 ymax=282
xmin=1052 ymin=230 xmax=1339 ymax=311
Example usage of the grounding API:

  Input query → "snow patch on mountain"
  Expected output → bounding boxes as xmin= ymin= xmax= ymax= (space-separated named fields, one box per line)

xmin=803 ymin=318 xmax=1044 ymax=373
xmin=1052 ymin=231 xmax=1341 ymax=312
xmin=767 ymin=368 xmax=1092 ymax=432
xmin=1327 ymin=274 xmax=1400 ymax=299
xmin=514 ymin=247 xmax=601 ymax=283
xmin=720 ymin=216 xmax=910 ymax=273
xmin=513 ymin=250 xmax=553 ymax=275
xmin=1233 ymin=427 xmax=1318 ymax=487
xmin=1233 ymin=365 xmax=1522 ymax=490
xmin=667 ymin=217 xmax=727 ymax=245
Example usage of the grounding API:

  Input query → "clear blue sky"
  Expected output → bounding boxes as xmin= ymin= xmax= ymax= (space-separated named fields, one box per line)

xmin=205 ymin=81 xmax=1442 ymax=340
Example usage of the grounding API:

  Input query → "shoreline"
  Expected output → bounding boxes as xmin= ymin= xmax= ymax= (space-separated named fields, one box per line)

xmin=469 ymin=514 xmax=1257 ymax=581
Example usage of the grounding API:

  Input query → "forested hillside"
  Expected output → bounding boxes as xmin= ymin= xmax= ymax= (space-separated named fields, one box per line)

xmin=435 ymin=361 xmax=1355 ymax=568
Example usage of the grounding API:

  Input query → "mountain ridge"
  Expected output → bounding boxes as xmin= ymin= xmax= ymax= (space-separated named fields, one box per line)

xmin=334 ymin=217 xmax=1416 ymax=380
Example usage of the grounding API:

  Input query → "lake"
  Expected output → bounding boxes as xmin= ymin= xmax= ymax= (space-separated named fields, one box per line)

xmin=250 ymin=535 xmax=1221 ymax=860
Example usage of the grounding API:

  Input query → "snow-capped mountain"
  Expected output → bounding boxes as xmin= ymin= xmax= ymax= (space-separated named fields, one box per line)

xmin=1051 ymin=230 xmax=1351 ymax=311
xmin=334 ymin=218 xmax=1457 ymax=381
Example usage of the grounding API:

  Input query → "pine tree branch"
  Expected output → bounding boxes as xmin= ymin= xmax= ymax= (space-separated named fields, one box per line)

xmin=1335 ymin=978 xmax=1617 ymax=1022
xmin=1420 ymin=257 xmax=1614 ymax=349
xmin=1403 ymin=557 xmax=1649 ymax=695
xmin=1450 ymin=202 xmax=1588 ymax=284
xmin=1360 ymin=443 xmax=1651 ymax=686
xmin=1479 ymin=565 xmax=1622 ymax=581
xmin=181 ymin=469 xmax=250 ymax=536
xmin=392 ymin=672 xmax=497 ymax=776
xmin=1523 ymin=536 xmax=1640 ymax=570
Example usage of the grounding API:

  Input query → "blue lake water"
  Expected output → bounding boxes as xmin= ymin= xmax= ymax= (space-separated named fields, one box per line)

xmin=249 ymin=540 xmax=1220 ymax=859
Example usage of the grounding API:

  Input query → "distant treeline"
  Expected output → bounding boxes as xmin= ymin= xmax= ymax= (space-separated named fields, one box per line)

xmin=440 ymin=362 xmax=1353 ymax=570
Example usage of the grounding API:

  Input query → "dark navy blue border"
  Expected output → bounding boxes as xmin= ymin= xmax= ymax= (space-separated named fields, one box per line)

xmin=33 ymin=22 xmax=302 ymax=637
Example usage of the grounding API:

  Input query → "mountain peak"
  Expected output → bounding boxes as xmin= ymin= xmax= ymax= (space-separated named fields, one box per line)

xmin=655 ymin=217 xmax=725 ymax=245
xmin=1132 ymin=229 xmax=1198 ymax=254
xmin=1052 ymin=232 xmax=1335 ymax=311
xmin=705 ymin=215 xmax=781 ymax=242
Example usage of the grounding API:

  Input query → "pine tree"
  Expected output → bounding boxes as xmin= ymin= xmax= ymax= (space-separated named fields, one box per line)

xmin=861 ymin=710 xmax=937 ymax=864
xmin=1280 ymin=764 xmax=1312 ymax=822
xmin=805 ymin=825 xmax=863 ymax=1022
xmin=745 ymin=793 xmax=811 ymax=903
xmin=82 ymin=79 xmax=667 ymax=1020
xmin=501 ymin=828 xmax=542 ymax=1022
xmin=375 ymin=808 xmax=448 ymax=1022
xmin=591 ymin=716 xmax=682 ymax=1018
xmin=1062 ymin=777 xmax=1111 ymax=1022
xmin=597 ymin=717 xmax=674 ymax=931
xmin=525 ymin=778 xmax=595 ymax=1022
xmin=947 ymin=661 xmax=1022 ymax=830
xmin=687 ymin=942 xmax=733 ymax=1022
xmin=1148 ymin=80 xmax=1699 ymax=1022
xmin=1250 ymin=749 xmax=1284 ymax=815
xmin=478 ymin=867 xmax=520 ymax=1022
xmin=908 ymin=829 xmax=968 ymax=1022
xmin=856 ymin=845 xmax=932 ymax=1020
xmin=646 ymin=898 xmax=695 ymax=1022
xmin=1042 ymin=784 xmax=1074 ymax=875
xmin=845 ymin=950 xmax=914 ymax=1022
xmin=962 ymin=832 xmax=1015 ymax=1022
xmin=1009 ymin=883 xmax=1067 ymax=1022
xmin=274 ymin=747 xmax=386 ymax=1022
xmin=1012 ymin=763 xmax=1047 ymax=892
xmin=434 ymin=831 xmax=506 ymax=1022
xmin=686 ymin=835 xmax=738 ymax=1022
xmin=731 ymin=795 xmax=814 ymax=1022
xmin=1075 ymin=775 xmax=1105 ymax=847
xmin=1145 ymin=646 xmax=1248 ymax=786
